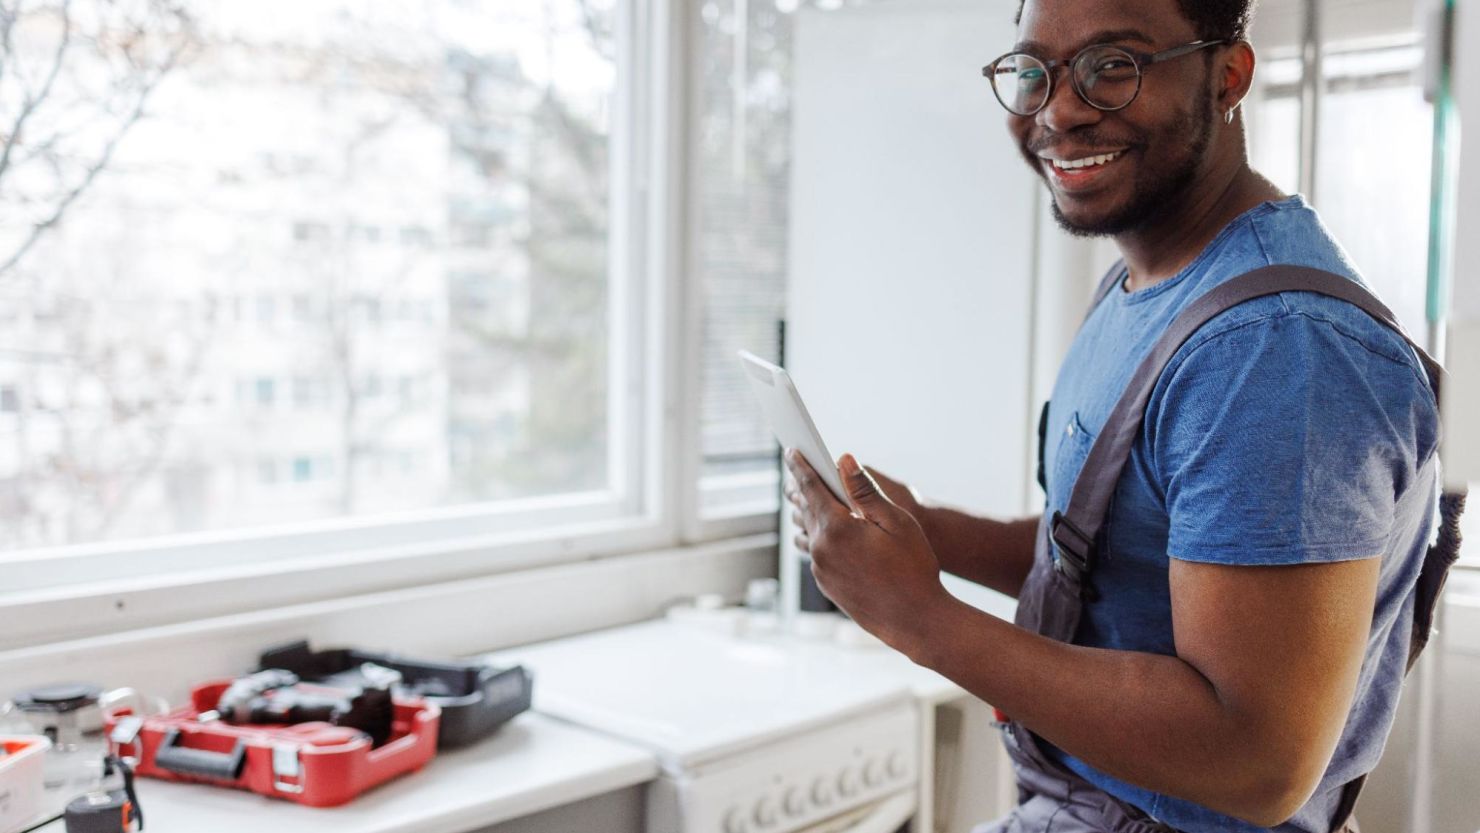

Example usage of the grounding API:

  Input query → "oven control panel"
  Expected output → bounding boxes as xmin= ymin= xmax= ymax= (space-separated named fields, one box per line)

xmin=670 ymin=701 xmax=918 ymax=833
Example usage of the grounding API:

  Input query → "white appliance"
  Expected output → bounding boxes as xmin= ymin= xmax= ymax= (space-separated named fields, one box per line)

xmin=496 ymin=619 xmax=921 ymax=833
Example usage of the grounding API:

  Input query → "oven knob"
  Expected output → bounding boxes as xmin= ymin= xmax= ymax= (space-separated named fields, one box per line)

xmin=783 ymin=787 xmax=807 ymax=817
xmin=811 ymin=776 xmax=835 ymax=807
xmin=863 ymin=758 xmax=885 ymax=787
xmin=886 ymin=751 xmax=907 ymax=779
xmin=753 ymin=796 xmax=780 ymax=828
xmin=837 ymin=766 xmax=861 ymax=797
xmin=723 ymin=807 xmax=749 ymax=833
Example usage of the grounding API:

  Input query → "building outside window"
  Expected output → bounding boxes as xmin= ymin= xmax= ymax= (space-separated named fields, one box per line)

xmin=0 ymin=0 xmax=623 ymax=552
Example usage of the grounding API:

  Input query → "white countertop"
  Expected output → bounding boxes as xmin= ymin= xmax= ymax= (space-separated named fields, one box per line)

xmin=496 ymin=619 xmax=916 ymax=770
xmin=19 ymin=587 xmax=1018 ymax=833
xmin=29 ymin=713 xmax=657 ymax=833
xmin=491 ymin=596 xmax=1017 ymax=773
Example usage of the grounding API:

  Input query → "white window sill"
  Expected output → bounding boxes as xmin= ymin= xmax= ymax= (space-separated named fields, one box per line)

xmin=0 ymin=534 xmax=779 ymax=704
xmin=0 ymin=504 xmax=785 ymax=651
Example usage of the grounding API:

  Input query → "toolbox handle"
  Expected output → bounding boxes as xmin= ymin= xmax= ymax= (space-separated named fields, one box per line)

xmin=154 ymin=729 xmax=247 ymax=781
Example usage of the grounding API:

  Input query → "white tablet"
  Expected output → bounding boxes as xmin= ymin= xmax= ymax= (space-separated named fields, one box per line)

xmin=737 ymin=350 xmax=849 ymax=504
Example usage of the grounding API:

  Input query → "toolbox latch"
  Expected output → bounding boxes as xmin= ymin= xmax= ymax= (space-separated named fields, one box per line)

xmin=109 ymin=715 xmax=145 ymax=764
xmin=272 ymin=744 xmax=304 ymax=794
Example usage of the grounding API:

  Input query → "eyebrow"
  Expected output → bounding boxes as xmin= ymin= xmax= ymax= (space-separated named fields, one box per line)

xmin=1012 ymin=29 xmax=1158 ymax=55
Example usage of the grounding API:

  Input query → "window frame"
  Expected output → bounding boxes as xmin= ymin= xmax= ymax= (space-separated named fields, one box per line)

xmin=673 ymin=0 xmax=788 ymax=543
xmin=0 ymin=0 xmax=782 ymax=649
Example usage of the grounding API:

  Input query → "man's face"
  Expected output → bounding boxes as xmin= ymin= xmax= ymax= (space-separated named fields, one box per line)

xmin=1009 ymin=0 xmax=1217 ymax=237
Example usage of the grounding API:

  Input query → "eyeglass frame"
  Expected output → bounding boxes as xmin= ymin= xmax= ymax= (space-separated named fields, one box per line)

xmin=981 ymin=39 xmax=1234 ymax=116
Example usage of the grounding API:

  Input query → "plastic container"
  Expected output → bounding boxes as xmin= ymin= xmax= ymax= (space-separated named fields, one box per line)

xmin=0 ymin=735 xmax=52 ymax=833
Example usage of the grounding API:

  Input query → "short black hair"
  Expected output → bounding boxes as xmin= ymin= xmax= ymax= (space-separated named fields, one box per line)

xmin=1014 ymin=0 xmax=1257 ymax=42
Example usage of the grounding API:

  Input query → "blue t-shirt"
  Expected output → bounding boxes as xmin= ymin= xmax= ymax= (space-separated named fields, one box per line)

xmin=1042 ymin=196 xmax=1440 ymax=833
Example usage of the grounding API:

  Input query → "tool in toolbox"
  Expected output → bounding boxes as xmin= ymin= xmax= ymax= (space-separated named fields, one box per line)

xmin=104 ymin=678 xmax=439 ymax=808
xmin=216 ymin=666 xmax=400 ymax=748
xmin=63 ymin=756 xmax=142 ymax=833
xmin=258 ymin=640 xmax=532 ymax=748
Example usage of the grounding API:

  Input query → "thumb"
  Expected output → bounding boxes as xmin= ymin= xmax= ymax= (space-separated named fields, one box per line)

xmin=840 ymin=454 xmax=900 ymax=527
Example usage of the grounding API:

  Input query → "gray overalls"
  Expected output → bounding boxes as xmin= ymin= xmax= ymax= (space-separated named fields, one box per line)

xmin=980 ymin=265 xmax=1467 ymax=833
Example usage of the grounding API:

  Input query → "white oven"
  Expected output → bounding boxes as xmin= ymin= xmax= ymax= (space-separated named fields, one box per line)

xmin=497 ymin=619 xmax=921 ymax=833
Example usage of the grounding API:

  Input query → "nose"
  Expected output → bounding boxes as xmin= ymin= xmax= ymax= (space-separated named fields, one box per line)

xmin=1035 ymin=70 xmax=1103 ymax=134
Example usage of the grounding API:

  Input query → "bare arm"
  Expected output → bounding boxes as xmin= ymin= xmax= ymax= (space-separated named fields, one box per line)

xmin=787 ymin=453 xmax=1380 ymax=828
xmin=910 ymin=557 xmax=1378 ymax=826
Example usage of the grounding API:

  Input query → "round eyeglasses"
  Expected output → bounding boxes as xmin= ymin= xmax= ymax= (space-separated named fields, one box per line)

xmin=983 ymin=40 xmax=1230 ymax=116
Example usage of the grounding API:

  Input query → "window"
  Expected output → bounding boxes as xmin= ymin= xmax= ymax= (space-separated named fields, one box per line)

xmin=691 ymin=0 xmax=794 ymax=521
xmin=0 ymin=0 xmax=664 ymax=597
xmin=1248 ymin=41 xmax=1432 ymax=337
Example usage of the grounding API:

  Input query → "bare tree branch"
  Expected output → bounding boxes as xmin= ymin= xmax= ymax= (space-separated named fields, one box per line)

xmin=573 ymin=0 xmax=613 ymax=64
xmin=0 ymin=0 xmax=73 ymax=183
xmin=0 ymin=1 xmax=20 ymax=88
xmin=0 ymin=0 xmax=194 ymax=279
xmin=0 ymin=51 xmax=172 ymax=276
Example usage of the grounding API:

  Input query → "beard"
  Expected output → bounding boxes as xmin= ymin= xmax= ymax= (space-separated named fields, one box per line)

xmin=1040 ymin=94 xmax=1215 ymax=239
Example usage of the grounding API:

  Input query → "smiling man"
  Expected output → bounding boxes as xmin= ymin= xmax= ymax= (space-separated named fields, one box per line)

xmin=783 ymin=1 xmax=1450 ymax=832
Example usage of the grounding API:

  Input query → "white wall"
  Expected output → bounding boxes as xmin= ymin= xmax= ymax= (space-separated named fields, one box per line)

xmin=783 ymin=6 xmax=1097 ymax=828
xmin=786 ymin=0 xmax=1038 ymax=513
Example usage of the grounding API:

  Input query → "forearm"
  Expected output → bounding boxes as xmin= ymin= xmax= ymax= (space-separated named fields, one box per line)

xmin=914 ymin=507 xmax=1038 ymax=598
xmin=908 ymin=597 xmax=1315 ymax=826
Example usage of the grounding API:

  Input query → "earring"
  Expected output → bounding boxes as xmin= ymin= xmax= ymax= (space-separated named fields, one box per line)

xmin=1224 ymin=108 xmax=1235 ymax=125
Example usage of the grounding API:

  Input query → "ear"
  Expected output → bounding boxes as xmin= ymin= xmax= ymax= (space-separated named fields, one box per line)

xmin=1216 ymin=40 xmax=1257 ymax=116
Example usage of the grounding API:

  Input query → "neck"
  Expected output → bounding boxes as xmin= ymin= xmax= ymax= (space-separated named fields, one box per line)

xmin=1113 ymin=162 xmax=1286 ymax=293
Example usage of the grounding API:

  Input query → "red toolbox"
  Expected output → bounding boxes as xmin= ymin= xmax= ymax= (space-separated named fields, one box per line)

xmin=104 ymin=680 xmax=439 ymax=807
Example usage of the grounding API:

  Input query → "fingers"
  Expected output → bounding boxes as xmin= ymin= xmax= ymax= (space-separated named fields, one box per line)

xmin=783 ymin=481 xmax=804 ymax=510
xmin=840 ymin=454 xmax=902 ymax=530
xmin=793 ymin=532 xmax=811 ymax=553
xmin=784 ymin=448 xmax=847 ymax=518
xmin=863 ymin=465 xmax=895 ymax=488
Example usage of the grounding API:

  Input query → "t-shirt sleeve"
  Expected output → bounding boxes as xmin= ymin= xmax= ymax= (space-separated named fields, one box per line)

xmin=1151 ymin=308 xmax=1434 ymax=566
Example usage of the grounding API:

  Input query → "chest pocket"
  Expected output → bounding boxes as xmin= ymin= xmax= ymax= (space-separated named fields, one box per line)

xmin=1050 ymin=410 xmax=1097 ymax=506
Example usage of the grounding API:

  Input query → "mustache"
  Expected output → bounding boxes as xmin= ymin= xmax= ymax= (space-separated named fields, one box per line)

xmin=1026 ymin=130 xmax=1145 ymax=156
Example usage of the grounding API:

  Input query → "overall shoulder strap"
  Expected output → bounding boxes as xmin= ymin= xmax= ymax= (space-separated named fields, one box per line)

xmin=1050 ymin=263 xmax=1465 ymax=833
xmin=1049 ymin=264 xmax=1446 ymax=578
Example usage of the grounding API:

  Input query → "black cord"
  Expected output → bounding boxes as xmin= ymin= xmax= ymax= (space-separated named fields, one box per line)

xmin=16 ymin=812 xmax=63 ymax=833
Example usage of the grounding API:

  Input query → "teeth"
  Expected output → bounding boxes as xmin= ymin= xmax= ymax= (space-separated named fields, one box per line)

xmin=1050 ymin=151 xmax=1122 ymax=170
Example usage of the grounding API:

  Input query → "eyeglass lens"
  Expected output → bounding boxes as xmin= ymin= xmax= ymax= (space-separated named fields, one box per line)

xmin=991 ymin=45 xmax=1142 ymax=115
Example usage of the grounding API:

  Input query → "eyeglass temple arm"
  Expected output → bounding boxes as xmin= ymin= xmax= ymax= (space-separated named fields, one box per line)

xmin=1145 ymin=39 xmax=1235 ymax=65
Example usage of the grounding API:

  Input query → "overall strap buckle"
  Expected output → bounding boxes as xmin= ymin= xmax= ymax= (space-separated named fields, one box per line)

xmin=1050 ymin=511 xmax=1096 ymax=579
